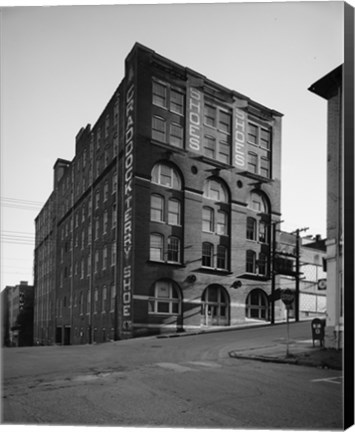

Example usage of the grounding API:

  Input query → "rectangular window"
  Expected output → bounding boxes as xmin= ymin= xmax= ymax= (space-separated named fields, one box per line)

xmin=258 ymin=253 xmax=267 ymax=276
xmin=260 ymin=128 xmax=271 ymax=149
xmin=203 ymin=135 xmax=216 ymax=159
xmin=151 ymin=195 xmax=164 ymax=222
xmin=219 ymin=111 xmax=231 ymax=134
xmin=247 ymin=152 xmax=258 ymax=173
xmin=170 ymin=89 xmax=184 ymax=115
xmin=202 ymin=243 xmax=213 ymax=267
xmin=246 ymin=250 xmax=256 ymax=273
xmin=260 ymin=157 xmax=270 ymax=178
xmin=112 ymin=203 xmax=117 ymax=229
xmin=94 ymin=289 xmax=98 ymax=314
xmin=217 ymin=211 xmax=228 ymax=236
xmin=103 ymin=246 xmax=108 ymax=270
xmin=103 ymin=211 xmax=108 ymax=234
xmin=218 ymin=140 xmax=230 ymax=164
xmin=204 ymin=104 xmax=216 ymax=127
xmin=111 ymin=243 xmax=116 ymax=266
xmin=167 ymin=237 xmax=180 ymax=263
xmin=202 ymin=207 xmax=214 ymax=232
xmin=95 ymin=251 xmax=99 ymax=273
xmin=248 ymin=123 xmax=258 ymax=145
xmin=170 ymin=123 xmax=184 ymax=148
xmin=168 ymin=199 xmax=181 ymax=225
xmin=153 ymin=81 xmax=167 ymax=108
xmin=150 ymin=234 xmax=163 ymax=261
xmin=104 ymin=182 xmax=109 ymax=201
xmin=217 ymin=245 xmax=227 ymax=270
xmin=247 ymin=217 xmax=257 ymax=240
xmin=110 ymin=285 xmax=116 ymax=312
xmin=152 ymin=116 xmax=166 ymax=142
xmin=102 ymin=286 xmax=107 ymax=312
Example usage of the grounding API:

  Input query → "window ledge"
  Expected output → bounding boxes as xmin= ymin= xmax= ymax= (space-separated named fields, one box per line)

xmin=238 ymin=171 xmax=273 ymax=183
xmin=151 ymin=140 xmax=187 ymax=155
xmin=147 ymin=260 xmax=186 ymax=268
xmin=239 ymin=272 xmax=270 ymax=281
xmin=198 ymin=267 xmax=232 ymax=275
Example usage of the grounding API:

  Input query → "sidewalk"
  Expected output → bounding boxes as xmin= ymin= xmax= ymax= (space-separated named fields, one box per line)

xmin=229 ymin=338 xmax=342 ymax=370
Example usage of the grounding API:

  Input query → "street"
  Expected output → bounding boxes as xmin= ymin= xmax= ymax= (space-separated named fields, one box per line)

xmin=2 ymin=321 xmax=343 ymax=429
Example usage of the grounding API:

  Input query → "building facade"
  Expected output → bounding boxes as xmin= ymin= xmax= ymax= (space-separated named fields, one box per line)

xmin=1 ymin=281 xmax=34 ymax=347
xmin=34 ymin=43 xmax=284 ymax=345
xmin=309 ymin=65 xmax=343 ymax=348
xmin=277 ymin=232 xmax=327 ymax=321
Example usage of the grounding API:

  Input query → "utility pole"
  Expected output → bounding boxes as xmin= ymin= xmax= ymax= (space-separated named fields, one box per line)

xmin=270 ymin=219 xmax=284 ymax=324
xmin=293 ymin=227 xmax=309 ymax=322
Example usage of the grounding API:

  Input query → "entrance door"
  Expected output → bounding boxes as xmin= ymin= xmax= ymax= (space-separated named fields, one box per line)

xmin=201 ymin=285 xmax=229 ymax=326
xmin=64 ymin=327 xmax=71 ymax=345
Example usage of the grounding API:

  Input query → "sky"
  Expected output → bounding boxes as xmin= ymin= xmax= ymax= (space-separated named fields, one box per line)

xmin=0 ymin=0 xmax=346 ymax=289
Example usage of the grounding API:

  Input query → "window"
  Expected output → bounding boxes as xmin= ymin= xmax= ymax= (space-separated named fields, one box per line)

xmin=170 ymin=123 xmax=184 ymax=148
xmin=95 ymin=218 xmax=99 ymax=240
xmin=216 ymin=245 xmax=227 ymax=270
xmin=168 ymin=199 xmax=181 ymax=225
xmin=246 ymin=217 xmax=257 ymax=240
xmin=219 ymin=111 xmax=232 ymax=133
xmin=247 ymin=152 xmax=258 ymax=174
xmin=87 ymin=254 xmax=91 ymax=277
xmin=248 ymin=192 xmax=268 ymax=214
xmin=95 ymin=251 xmax=99 ymax=273
xmin=153 ymin=81 xmax=167 ymax=108
xmin=217 ymin=211 xmax=228 ymax=236
xmin=110 ymin=285 xmax=116 ymax=312
xmin=170 ymin=89 xmax=184 ymax=115
xmin=95 ymin=190 xmax=100 ymax=209
xmin=149 ymin=280 xmax=181 ymax=315
xmin=202 ymin=207 xmax=214 ymax=232
xmin=247 ymin=123 xmax=272 ymax=178
xmin=151 ymin=163 xmax=182 ymax=190
xmin=150 ymin=233 xmax=164 ymax=261
xmin=104 ymin=182 xmax=109 ymax=201
xmin=167 ymin=236 xmax=180 ymax=263
xmin=94 ymin=289 xmax=98 ymax=314
xmin=246 ymin=250 xmax=256 ymax=273
xmin=203 ymin=179 xmax=228 ymax=202
xmin=202 ymin=242 xmax=214 ymax=267
xmin=79 ymin=292 xmax=84 ymax=315
xmin=204 ymin=104 xmax=216 ymax=127
xmin=152 ymin=116 xmax=166 ymax=142
xmin=112 ymin=203 xmax=117 ymax=229
xmin=112 ymin=171 xmax=117 ymax=194
xmin=103 ymin=246 xmax=108 ymax=270
xmin=203 ymin=135 xmax=216 ymax=159
xmin=246 ymin=289 xmax=268 ymax=320
xmin=103 ymin=211 xmax=108 ymax=234
xmin=102 ymin=286 xmax=107 ymax=313
xmin=218 ymin=140 xmax=231 ymax=164
xmin=259 ymin=221 xmax=268 ymax=243
xmin=87 ymin=290 xmax=91 ymax=315
xmin=258 ymin=253 xmax=268 ymax=276
xmin=111 ymin=243 xmax=116 ymax=266
xmin=151 ymin=194 xmax=164 ymax=222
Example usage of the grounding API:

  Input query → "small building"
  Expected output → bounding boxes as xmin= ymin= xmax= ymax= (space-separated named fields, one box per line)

xmin=1 ymin=281 xmax=34 ymax=347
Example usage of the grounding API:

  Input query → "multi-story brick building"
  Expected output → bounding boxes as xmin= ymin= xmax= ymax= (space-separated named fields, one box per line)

xmin=34 ymin=43 xmax=284 ymax=345
xmin=2 ymin=281 xmax=34 ymax=347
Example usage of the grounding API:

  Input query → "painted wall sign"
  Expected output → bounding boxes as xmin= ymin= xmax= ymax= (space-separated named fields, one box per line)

xmin=121 ymin=81 xmax=135 ymax=336
xmin=234 ymin=106 xmax=247 ymax=169
xmin=187 ymin=87 xmax=203 ymax=153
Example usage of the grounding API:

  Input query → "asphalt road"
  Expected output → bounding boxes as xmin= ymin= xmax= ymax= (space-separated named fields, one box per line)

xmin=2 ymin=321 xmax=343 ymax=429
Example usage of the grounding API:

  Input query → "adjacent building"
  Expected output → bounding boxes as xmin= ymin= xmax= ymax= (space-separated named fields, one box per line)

xmin=1 ymin=281 xmax=34 ymax=347
xmin=34 ymin=43 xmax=285 ymax=345
xmin=309 ymin=65 xmax=343 ymax=348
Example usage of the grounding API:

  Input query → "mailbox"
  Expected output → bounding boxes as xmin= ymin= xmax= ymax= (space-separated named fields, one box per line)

xmin=311 ymin=318 xmax=326 ymax=347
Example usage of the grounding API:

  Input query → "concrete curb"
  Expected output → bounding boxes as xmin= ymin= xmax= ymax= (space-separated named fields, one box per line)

xmin=228 ymin=351 xmax=342 ymax=370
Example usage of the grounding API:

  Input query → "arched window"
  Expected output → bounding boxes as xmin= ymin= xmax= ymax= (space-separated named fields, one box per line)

xmin=203 ymin=179 xmax=228 ymax=202
xmin=201 ymin=284 xmax=230 ymax=326
xmin=149 ymin=280 xmax=181 ymax=315
xmin=246 ymin=289 xmax=269 ymax=320
xmin=248 ymin=192 xmax=268 ymax=214
xmin=151 ymin=162 xmax=182 ymax=190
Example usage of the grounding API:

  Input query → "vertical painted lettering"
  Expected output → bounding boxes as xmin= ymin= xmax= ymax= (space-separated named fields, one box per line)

xmin=234 ymin=107 xmax=247 ymax=168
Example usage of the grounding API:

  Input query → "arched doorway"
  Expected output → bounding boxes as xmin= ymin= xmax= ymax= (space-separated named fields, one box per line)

xmin=245 ymin=289 xmax=269 ymax=320
xmin=201 ymin=284 xmax=230 ymax=326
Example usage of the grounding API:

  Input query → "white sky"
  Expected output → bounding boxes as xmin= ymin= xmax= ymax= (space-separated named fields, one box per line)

xmin=0 ymin=0 xmax=347 ymax=289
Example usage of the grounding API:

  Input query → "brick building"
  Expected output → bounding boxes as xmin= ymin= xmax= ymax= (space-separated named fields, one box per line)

xmin=34 ymin=43 xmax=284 ymax=345
xmin=2 ymin=281 xmax=34 ymax=347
